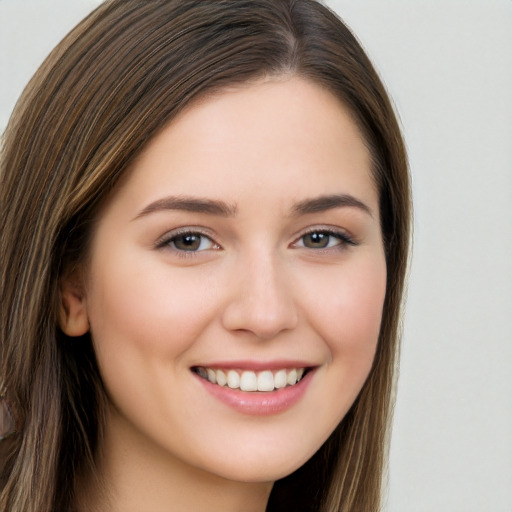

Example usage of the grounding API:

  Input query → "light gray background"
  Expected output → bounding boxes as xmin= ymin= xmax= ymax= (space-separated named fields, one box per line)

xmin=1 ymin=1 xmax=511 ymax=511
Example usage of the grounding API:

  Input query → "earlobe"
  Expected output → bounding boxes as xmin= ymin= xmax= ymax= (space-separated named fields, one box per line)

xmin=59 ymin=272 xmax=90 ymax=337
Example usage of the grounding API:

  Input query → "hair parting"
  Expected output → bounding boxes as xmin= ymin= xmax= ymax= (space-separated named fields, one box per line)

xmin=0 ymin=1 xmax=410 ymax=510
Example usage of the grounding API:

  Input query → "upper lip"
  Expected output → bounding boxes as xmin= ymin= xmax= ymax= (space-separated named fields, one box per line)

xmin=191 ymin=360 xmax=316 ymax=371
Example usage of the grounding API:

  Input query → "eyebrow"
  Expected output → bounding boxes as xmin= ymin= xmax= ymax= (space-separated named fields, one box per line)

xmin=134 ymin=193 xmax=372 ymax=220
xmin=291 ymin=194 xmax=373 ymax=217
xmin=134 ymin=196 xmax=238 ymax=219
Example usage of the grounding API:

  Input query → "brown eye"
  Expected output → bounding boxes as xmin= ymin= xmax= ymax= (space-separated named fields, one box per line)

xmin=296 ymin=230 xmax=354 ymax=250
xmin=302 ymin=231 xmax=341 ymax=249
xmin=302 ymin=232 xmax=332 ymax=249
xmin=168 ymin=233 xmax=216 ymax=252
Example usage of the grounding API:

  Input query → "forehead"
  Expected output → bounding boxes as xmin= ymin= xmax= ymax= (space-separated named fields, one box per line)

xmin=108 ymin=76 xmax=377 ymax=218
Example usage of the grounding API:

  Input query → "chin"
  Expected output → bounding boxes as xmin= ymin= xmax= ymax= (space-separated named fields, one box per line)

xmin=192 ymin=432 xmax=324 ymax=484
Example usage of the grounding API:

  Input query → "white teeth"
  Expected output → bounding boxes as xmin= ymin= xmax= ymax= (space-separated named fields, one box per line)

xmin=240 ymin=371 xmax=258 ymax=391
xmin=274 ymin=369 xmax=287 ymax=389
xmin=287 ymin=369 xmax=298 ymax=386
xmin=227 ymin=370 xmax=240 ymax=389
xmin=197 ymin=367 xmax=307 ymax=392
xmin=216 ymin=369 xmax=227 ymax=387
xmin=257 ymin=370 xmax=274 ymax=392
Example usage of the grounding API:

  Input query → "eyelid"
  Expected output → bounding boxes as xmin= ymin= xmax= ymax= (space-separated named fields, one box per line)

xmin=291 ymin=226 xmax=357 ymax=249
xmin=154 ymin=225 xmax=356 ymax=254
xmin=154 ymin=226 xmax=221 ymax=252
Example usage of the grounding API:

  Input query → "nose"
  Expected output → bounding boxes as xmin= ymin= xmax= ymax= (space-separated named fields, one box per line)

xmin=221 ymin=252 xmax=299 ymax=340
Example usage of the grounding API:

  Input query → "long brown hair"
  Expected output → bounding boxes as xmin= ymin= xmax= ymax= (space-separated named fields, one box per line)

xmin=0 ymin=1 xmax=410 ymax=510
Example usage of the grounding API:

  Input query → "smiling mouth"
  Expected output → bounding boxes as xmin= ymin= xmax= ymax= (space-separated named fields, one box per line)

xmin=192 ymin=367 xmax=307 ymax=392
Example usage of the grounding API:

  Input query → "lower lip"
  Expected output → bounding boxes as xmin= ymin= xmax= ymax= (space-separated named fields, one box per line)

xmin=194 ymin=370 xmax=314 ymax=416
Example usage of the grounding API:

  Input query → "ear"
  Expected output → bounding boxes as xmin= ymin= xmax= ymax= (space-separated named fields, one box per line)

xmin=59 ymin=269 xmax=90 ymax=337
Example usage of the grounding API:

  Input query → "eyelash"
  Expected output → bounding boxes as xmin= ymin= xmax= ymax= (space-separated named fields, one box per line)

xmin=155 ymin=227 xmax=356 ymax=257
xmin=293 ymin=227 xmax=356 ymax=251
xmin=155 ymin=228 xmax=219 ymax=258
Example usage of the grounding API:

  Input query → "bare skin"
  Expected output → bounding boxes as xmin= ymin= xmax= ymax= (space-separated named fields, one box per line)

xmin=62 ymin=76 xmax=386 ymax=511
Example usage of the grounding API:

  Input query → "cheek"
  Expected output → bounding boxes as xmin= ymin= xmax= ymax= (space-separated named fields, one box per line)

xmin=303 ymin=253 xmax=387 ymax=361
xmin=286 ymin=252 xmax=387 ymax=450
xmin=85 ymin=251 xmax=220 ymax=365
xmin=84 ymin=253 xmax=224 ymax=436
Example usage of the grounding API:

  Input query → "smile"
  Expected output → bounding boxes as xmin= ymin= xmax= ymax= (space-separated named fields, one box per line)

xmin=193 ymin=367 xmax=306 ymax=392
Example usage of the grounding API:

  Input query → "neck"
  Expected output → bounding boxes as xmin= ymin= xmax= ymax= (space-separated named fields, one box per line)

xmin=77 ymin=406 xmax=273 ymax=512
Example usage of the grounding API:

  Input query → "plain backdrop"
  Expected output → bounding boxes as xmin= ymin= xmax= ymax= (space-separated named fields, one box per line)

xmin=1 ymin=2 xmax=511 ymax=511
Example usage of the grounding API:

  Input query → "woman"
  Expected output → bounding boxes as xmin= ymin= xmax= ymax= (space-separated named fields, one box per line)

xmin=0 ymin=1 xmax=410 ymax=511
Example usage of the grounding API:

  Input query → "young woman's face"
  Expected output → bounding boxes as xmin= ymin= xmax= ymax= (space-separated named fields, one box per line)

xmin=78 ymin=77 xmax=386 ymax=483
